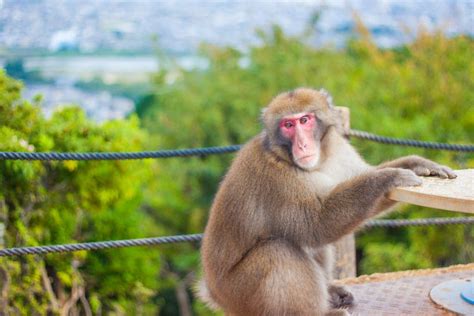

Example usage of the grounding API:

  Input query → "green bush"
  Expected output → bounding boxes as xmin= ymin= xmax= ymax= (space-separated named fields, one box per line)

xmin=0 ymin=70 xmax=161 ymax=315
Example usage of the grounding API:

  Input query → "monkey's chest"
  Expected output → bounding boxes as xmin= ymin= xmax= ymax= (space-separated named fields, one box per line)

xmin=299 ymin=172 xmax=342 ymax=197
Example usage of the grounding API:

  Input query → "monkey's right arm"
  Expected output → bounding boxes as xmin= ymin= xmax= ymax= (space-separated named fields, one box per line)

xmin=315 ymin=168 xmax=421 ymax=245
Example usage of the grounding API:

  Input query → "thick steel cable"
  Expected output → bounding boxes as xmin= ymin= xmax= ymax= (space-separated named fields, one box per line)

xmin=1 ymin=217 xmax=473 ymax=257
xmin=0 ymin=234 xmax=203 ymax=257
xmin=362 ymin=217 xmax=474 ymax=229
xmin=0 ymin=130 xmax=472 ymax=161
xmin=0 ymin=145 xmax=242 ymax=161
xmin=349 ymin=129 xmax=474 ymax=152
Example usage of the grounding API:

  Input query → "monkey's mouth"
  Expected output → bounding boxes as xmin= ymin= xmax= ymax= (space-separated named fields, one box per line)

xmin=295 ymin=154 xmax=317 ymax=162
xmin=295 ymin=154 xmax=319 ymax=169
xmin=295 ymin=154 xmax=319 ymax=167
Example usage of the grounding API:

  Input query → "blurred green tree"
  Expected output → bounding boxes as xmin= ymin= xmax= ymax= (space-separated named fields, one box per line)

xmin=0 ymin=70 xmax=162 ymax=315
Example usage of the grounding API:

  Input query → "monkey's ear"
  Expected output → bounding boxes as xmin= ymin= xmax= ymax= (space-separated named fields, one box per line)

xmin=319 ymin=88 xmax=334 ymax=109
xmin=260 ymin=107 xmax=268 ymax=124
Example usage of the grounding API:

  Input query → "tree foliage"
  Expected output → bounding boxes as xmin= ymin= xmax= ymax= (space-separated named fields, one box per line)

xmin=0 ymin=70 xmax=161 ymax=315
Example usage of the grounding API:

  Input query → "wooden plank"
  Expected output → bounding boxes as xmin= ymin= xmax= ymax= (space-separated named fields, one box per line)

xmin=388 ymin=169 xmax=474 ymax=213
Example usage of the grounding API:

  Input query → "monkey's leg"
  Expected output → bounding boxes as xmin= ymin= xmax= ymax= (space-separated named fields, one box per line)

xmin=314 ymin=246 xmax=354 ymax=309
xmin=378 ymin=155 xmax=456 ymax=179
xmin=317 ymin=168 xmax=422 ymax=245
xmin=222 ymin=239 xmax=331 ymax=316
xmin=325 ymin=309 xmax=350 ymax=316
xmin=328 ymin=284 xmax=354 ymax=308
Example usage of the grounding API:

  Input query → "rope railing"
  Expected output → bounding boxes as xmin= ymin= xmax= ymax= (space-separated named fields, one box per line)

xmin=361 ymin=217 xmax=474 ymax=228
xmin=0 ymin=145 xmax=242 ymax=161
xmin=348 ymin=129 xmax=474 ymax=152
xmin=1 ymin=217 xmax=473 ymax=257
xmin=0 ymin=130 xmax=472 ymax=161
xmin=0 ymin=234 xmax=203 ymax=257
xmin=0 ymin=129 xmax=472 ymax=258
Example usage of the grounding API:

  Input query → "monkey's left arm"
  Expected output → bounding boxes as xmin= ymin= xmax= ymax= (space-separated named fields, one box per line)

xmin=377 ymin=155 xmax=457 ymax=179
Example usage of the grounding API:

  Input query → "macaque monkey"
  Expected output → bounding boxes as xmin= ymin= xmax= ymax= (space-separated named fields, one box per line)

xmin=198 ymin=88 xmax=456 ymax=315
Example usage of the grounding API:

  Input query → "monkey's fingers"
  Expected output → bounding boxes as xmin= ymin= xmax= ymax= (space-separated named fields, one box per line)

xmin=433 ymin=166 xmax=457 ymax=179
xmin=413 ymin=165 xmax=457 ymax=179
xmin=413 ymin=166 xmax=432 ymax=177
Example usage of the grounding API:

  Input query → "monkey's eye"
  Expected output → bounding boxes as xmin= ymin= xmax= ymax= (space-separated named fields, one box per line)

xmin=284 ymin=121 xmax=294 ymax=129
xmin=300 ymin=115 xmax=310 ymax=124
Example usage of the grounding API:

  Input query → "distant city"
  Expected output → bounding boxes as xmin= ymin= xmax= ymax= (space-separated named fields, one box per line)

xmin=22 ymin=83 xmax=134 ymax=122
xmin=1 ymin=0 xmax=473 ymax=54
xmin=0 ymin=0 xmax=472 ymax=121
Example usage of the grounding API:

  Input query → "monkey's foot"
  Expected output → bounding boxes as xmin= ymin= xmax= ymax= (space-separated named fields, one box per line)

xmin=329 ymin=284 xmax=354 ymax=308
xmin=325 ymin=308 xmax=350 ymax=316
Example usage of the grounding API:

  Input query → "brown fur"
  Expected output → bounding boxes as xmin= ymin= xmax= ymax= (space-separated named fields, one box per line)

xmin=198 ymin=88 xmax=456 ymax=315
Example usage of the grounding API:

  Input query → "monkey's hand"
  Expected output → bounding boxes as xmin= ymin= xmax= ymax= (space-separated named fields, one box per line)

xmin=406 ymin=156 xmax=456 ymax=179
xmin=365 ymin=168 xmax=424 ymax=216
xmin=328 ymin=284 xmax=354 ymax=308
xmin=387 ymin=168 xmax=423 ymax=188
xmin=378 ymin=155 xmax=457 ymax=179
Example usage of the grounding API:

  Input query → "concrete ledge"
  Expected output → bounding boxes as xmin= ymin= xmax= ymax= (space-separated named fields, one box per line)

xmin=335 ymin=263 xmax=474 ymax=315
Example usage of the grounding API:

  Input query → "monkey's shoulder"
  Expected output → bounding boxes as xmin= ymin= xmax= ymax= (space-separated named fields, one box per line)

xmin=227 ymin=135 xmax=292 ymax=180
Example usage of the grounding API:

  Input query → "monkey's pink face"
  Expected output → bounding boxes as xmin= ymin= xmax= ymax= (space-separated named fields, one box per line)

xmin=279 ymin=112 xmax=320 ymax=170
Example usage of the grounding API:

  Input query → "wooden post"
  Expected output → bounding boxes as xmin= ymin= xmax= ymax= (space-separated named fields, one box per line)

xmin=333 ymin=106 xmax=356 ymax=279
xmin=0 ymin=199 xmax=5 ymax=248
xmin=333 ymin=234 xmax=356 ymax=279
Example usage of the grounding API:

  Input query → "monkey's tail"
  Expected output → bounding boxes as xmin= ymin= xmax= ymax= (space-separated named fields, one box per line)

xmin=194 ymin=278 xmax=221 ymax=311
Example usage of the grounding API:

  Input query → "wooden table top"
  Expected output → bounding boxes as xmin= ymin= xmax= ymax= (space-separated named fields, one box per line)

xmin=388 ymin=169 xmax=474 ymax=214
